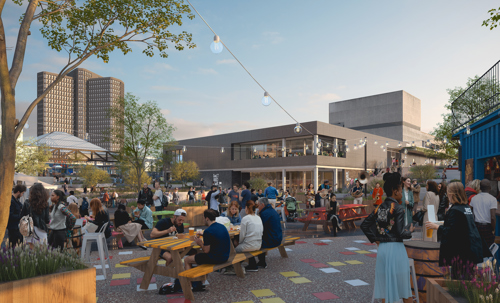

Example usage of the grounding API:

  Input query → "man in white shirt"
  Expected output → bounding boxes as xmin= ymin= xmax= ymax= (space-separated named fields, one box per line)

xmin=153 ymin=181 xmax=164 ymax=218
xmin=67 ymin=191 xmax=78 ymax=206
xmin=470 ymin=179 xmax=498 ymax=248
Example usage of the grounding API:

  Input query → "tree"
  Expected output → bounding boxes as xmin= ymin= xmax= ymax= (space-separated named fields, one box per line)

xmin=0 ymin=0 xmax=195 ymax=243
xmin=248 ymin=177 xmax=268 ymax=191
xmin=108 ymin=93 xmax=176 ymax=190
xmin=431 ymin=75 xmax=499 ymax=159
xmin=15 ymin=139 xmax=51 ymax=176
xmin=124 ymin=165 xmax=151 ymax=191
xmin=171 ymin=161 xmax=199 ymax=186
xmin=483 ymin=7 xmax=500 ymax=30
xmin=409 ymin=165 xmax=437 ymax=183
xmin=79 ymin=165 xmax=111 ymax=187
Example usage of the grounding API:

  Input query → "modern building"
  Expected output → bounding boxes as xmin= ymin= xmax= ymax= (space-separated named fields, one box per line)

xmin=329 ymin=90 xmax=434 ymax=146
xmin=166 ymin=121 xmax=421 ymax=192
xmin=36 ymin=68 xmax=125 ymax=151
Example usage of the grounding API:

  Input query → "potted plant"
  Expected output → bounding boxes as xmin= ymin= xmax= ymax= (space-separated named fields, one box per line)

xmin=0 ymin=244 xmax=95 ymax=302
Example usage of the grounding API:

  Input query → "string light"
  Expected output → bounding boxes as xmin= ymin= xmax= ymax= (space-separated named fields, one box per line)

xmin=210 ymin=35 xmax=223 ymax=53
xmin=262 ymin=92 xmax=271 ymax=106
xmin=374 ymin=140 xmax=378 ymax=145
xmin=411 ymin=141 xmax=415 ymax=147
xmin=354 ymin=144 xmax=357 ymax=150
xmin=380 ymin=145 xmax=383 ymax=149
xmin=426 ymin=139 xmax=430 ymax=146
xmin=398 ymin=141 xmax=401 ymax=147
xmin=294 ymin=123 xmax=302 ymax=134
xmin=253 ymin=147 xmax=257 ymax=153
xmin=333 ymin=144 xmax=338 ymax=153
xmin=404 ymin=149 xmax=408 ymax=154
xmin=182 ymin=146 xmax=187 ymax=152
xmin=443 ymin=137 xmax=448 ymax=144
xmin=305 ymin=145 xmax=309 ymax=150
xmin=220 ymin=147 xmax=225 ymax=153
xmin=24 ymin=122 xmax=29 ymax=129
xmin=466 ymin=125 xmax=470 ymax=135
xmin=137 ymin=143 xmax=143 ymax=149
xmin=385 ymin=141 xmax=389 ymax=146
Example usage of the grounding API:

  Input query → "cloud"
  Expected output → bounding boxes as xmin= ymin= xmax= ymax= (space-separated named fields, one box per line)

xmin=197 ymin=68 xmax=218 ymax=75
xmin=170 ymin=118 xmax=253 ymax=140
xmin=216 ymin=59 xmax=237 ymax=65
xmin=150 ymin=85 xmax=183 ymax=91
xmin=161 ymin=109 xmax=171 ymax=116
xmin=308 ymin=93 xmax=341 ymax=104
xmin=262 ymin=31 xmax=285 ymax=44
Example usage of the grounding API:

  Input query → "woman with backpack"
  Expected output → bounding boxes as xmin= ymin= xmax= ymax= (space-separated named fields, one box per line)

xmin=48 ymin=190 xmax=76 ymax=251
xmin=21 ymin=183 xmax=50 ymax=248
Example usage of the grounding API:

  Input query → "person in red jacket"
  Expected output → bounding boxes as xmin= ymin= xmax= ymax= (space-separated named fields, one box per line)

xmin=372 ymin=182 xmax=384 ymax=206
xmin=465 ymin=179 xmax=481 ymax=204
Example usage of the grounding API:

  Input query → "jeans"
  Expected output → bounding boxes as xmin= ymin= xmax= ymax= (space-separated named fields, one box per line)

xmin=248 ymin=253 xmax=266 ymax=267
xmin=155 ymin=205 xmax=164 ymax=219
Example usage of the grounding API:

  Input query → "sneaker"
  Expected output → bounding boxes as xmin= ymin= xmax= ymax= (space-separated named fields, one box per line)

xmin=256 ymin=262 xmax=267 ymax=269
xmin=139 ymin=245 xmax=147 ymax=250
xmin=245 ymin=265 xmax=258 ymax=272
xmin=223 ymin=266 xmax=236 ymax=275
xmin=159 ymin=283 xmax=178 ymax=295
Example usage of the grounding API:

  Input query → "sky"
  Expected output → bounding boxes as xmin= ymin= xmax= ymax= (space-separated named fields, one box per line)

xmin=4 ymin=0 xmax=500 ymax=141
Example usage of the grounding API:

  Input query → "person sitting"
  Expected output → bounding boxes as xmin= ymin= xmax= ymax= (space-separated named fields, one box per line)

xmin=221 ymin=201 xmax=241 ymax=225
xmin=114 ymin=204 xmax=147 ymax=249
xmin=85 ymin=198 xmax=111 ymax=238
xmin=246 ymin=198 xmax=283 ymax=271
xmin=150 ymin=209 xmax=187 ymax=264
xmin=132 ymin=200 xmax=153 ymax=230
xmin=236 ymin=200 xmax=263 ymax=252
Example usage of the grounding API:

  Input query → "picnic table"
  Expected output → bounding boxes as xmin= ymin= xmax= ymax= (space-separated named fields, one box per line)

xmin=298 ymin=204 xmax=368 ymax=232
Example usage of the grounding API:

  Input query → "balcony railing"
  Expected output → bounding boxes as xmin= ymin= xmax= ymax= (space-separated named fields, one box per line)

xmin=452 ymin=60 xmax=500 ymax=133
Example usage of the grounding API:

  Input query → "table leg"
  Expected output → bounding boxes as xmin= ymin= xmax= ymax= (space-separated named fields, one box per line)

xmin=234 ymin=262 xmax=245 ymax=278
xmin=140 ymin=248 xmax=160 ymax=290
xmin=278 ymin=246 xmax=288 ymax=258
xmin=302 ymin=220 xmax=311 ymax=231
xmin=179 ymin=276 xmax=194 ymax=301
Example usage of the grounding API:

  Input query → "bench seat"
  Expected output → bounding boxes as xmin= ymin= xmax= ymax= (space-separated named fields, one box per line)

xmin=342 ymin=214 xmax=369 ymax=221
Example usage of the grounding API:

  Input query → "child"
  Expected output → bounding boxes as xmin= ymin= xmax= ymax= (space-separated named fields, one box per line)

xmin=326 ymin=194 xmax=342 ymax=235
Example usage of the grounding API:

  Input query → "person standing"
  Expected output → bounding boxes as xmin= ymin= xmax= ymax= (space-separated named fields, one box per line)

xmin=187 ymin=187 xmax=196 ymax=203
xmin=437 ymin=182 xmax=449 ymax=221
xmin=422 ymin=181 xmax=440 ymax=242
xmin=470 ymin=179 xmax=498 ymax=248
xmin=172 ymin=188 xmax=180 ymax=205
xmin=257 ymin=189 xmax=265 ymax=198
xmin=411 ymin=179 xmax=421 ymax=214
xmin=264 ymin=182 xmax=279 ymax=209
xmin=318 ymin=180 xmax=330 ymax=192
xmin=83 ymin=185 xmax=87 ymax=194
xmin=351 ymin=179 xmax=364 ymax=205
xmin=138 ymin=183 xmax=153 ymax=207
xmin=229 ymin=184 xmax=240 ymax=204
xmin=8 ymin=184 xmax=27 ymax=247
xmin=67 ymin=190 xmax=78 ymax=205
xmin=48 ymin=190 xmax=76 ymax=250
xmin=207 ymin=185 xmax=221 ymax=215
xmin=103 ymin=190 xmax=110 ymax=208
xmin=153 ymin=181 xmax=164 ymax=218
xmin=200 ymin=178 xmax=205 ymax=189
xmin=401 ymin=177 xmax=414 ymax=227
xmin=360 ymin=172 xmax=413 ymax=303
xmin=372 ymin=182 xmax=384 ymax=206
xmin=238 ymin=182 xmax=251 ymax=217
xmin=22 ymin=184 xmax=50 ymax=248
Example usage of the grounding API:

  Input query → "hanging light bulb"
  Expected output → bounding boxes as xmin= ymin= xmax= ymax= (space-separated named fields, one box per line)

xmin=137 ymin=143 xmax=143 ymax=149
xmin=326 ymin=143 xmax=330 ymax=148
xmin=182 ymin=146 xmax=187 ymax=152
xmin=354 ymin=144 xmax=357 ymax=150
xmin=412 ymin=141 xmax=415 ymax=147
xmin=333 ymin=144 xmax=338 ymax=153
xmin=466 ymin=125 xmax=470 ymax=135
xmin=24 ymin=122 xmax=29 ymax=129
xmin=210 ymin=35 xmax=224 ymax=54
xmin=364 ymin=137 xmax=367 ymax=143
xmin=404 ymin=149 xmax=408 ymax=154
xmin=261 ymin=91 xmax=271 ymax=106
xmin=374 ymin=140 xmax=378 ymax=145
xmin=294 ymin=123 xmax=302 ymax=134
xmin=317 ymin=139 xmax=322 ymax=148
xmin=426 ymin=139 xmax=430 ymax=146
xmin=220 ymin=147 xmax=225 ymax=153
xmin=404 ymin=155 xmax=407 ymax=159
xmin=386 ymin=141 xmax=389 ymax=146
xmin=380 ymin=145 xmax=383 ymax=149
xmin=253 ymin=147 xmax=257 ymax=153
xmin=444 ymin=137 xmax=448 ymax=144
xmin=305 ymin=145 xmax=309 ymax=150
xmin=346 ymin=147 xmax=350 ymax=152
xmin=359 ymin=139 xmax=363 ymax=143
xmin=383 ymin=148 xmax=386 ymax=152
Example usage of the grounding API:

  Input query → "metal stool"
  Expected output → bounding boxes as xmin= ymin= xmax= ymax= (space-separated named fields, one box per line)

xmin=371 ymin=258 xmax=420 ymax=303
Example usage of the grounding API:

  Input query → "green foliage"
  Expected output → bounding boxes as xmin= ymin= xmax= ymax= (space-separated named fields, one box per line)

xmin=79 ymin=165 xmax=111 ymax=187
xmin=248 ymin=177 xmax=268 ymax=191
xmin=367 ymin=178 xmax=384 ymax=193
xmin=409 ymin=165 xmax=437 ymax=183
xmin=108 ymin=93 xmax=176 ymax=189
xmin=0 ymin=244 xmax=87 ymax=283
xmin=170 ymin=161 xmax=199 ymax=186
xmin=483 ymin=7 xmax=500 ymax=30
xmin=124 ymin=166 xmax=152 ymax=191
xmin=15 ymin=139 xmax=51 ymax=176
xmin=449 ymin=179 xmax=461 ymax=183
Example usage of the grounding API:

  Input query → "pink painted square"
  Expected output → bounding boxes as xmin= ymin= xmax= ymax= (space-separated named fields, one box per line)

xmin=137 ymin=277 xmax=156 ymax=284
xmin=339 ymin=251 xmax=356 ymax=255
xmin=314 ymin=242 xmax=328 ymax=246
xmin=362 ymin=243 xmax=376 ymax=246
xmin=295 ymin=241 xmax=307 ymax=244
xmin=309 ymin=263 xmax=329 ymax=268
xmin=97 ymin=256 xmax=112 ymax=260
xmin=110 ymin=279 xmax=130 ymax=286
xmin=313 ymin=292 xmax=340 ymax=300
xmin=168 ymin=298 xmax=191 ymax=303
xmin=366 ymin=253 xmax=377 ymax=258
xmin=300 ymin=258 xmax=319 ymax=263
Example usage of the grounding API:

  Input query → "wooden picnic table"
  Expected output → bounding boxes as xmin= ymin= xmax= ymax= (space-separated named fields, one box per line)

xmin=298 ymin=204 xmax=368 ymax=232
xmin=122 ymin=230 xmax=241 ymax=290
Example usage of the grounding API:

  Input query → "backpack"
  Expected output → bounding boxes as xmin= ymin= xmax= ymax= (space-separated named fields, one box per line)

xmin=19 ymin=203 xmax=37 ymax=238
xmin=81 ymin=199 xmax=89 ymax=210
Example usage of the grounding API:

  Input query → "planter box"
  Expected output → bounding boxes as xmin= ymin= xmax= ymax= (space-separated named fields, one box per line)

xmin=0 ymin=267 xmax=96 ymax=303
xmin=427 ymin=278 xmax=460 ymax=303
xmin=166 ymin=205 xmax=206 ymax=227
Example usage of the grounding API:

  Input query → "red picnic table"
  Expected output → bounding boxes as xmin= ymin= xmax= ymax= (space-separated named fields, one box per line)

xmin=298 ymin=204 xmax=368 ymax=232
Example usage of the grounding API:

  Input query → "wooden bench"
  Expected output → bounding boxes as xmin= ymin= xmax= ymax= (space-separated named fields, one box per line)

xmin=178 ymin=236 xmax=299 ymax=301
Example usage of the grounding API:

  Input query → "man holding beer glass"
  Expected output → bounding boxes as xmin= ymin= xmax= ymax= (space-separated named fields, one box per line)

xmin=150 ymin=209 xmax=187 ymax=265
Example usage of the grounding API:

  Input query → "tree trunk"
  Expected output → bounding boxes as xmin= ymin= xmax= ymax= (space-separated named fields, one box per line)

xmin=136 ymin=166 xmax=142 ymax=192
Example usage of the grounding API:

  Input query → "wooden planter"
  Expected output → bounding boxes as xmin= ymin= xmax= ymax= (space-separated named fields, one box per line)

xmin=0 ymin=267 xmax=96 ymax=303
xmin=427 ymin=278 xmax=460 ymax=303
xmin=165 ymin=205 xmax=206 ymax=227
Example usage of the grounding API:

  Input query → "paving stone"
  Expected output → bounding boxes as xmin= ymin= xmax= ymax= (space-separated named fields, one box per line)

xmin=300 ymin=258 xmax=318 ymax=263
xmin=320 ymin=268 xmax=340 ymax=273
xmin=366 ymin=253 xmax=377 ymax=258
xmin=345 ymin=260 xmax=363 ymax=265
xmin=313 ymin=291 xmax=340 ymax=300
xmin=344 ymin=279 xmax=369 ymax=286
xmin=260 ymin=298 xmax=285 ymax=303
xmin=251 ymin=289 xmax=275 ymax=297
xmin=110 ymin=279 xmax=130 ymax=286
xmin=112 ymin=273 xmax=131 ymax=279
xmin=327 ymin=261 xmax=346 ymax=266
xmin=309 ymin=263 xmax=329 ymax=268
xmin=279 ymin=271 xmax=300 ymax=277
xmin=289 ymin=277 xmax=312 ymax=284
xmin=136 ymin=284 xmax=157 ymax=291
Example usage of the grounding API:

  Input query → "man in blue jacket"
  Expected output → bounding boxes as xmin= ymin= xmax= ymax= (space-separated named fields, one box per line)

xmin=246 ymin=197 xmax=283 ymax=271
xmin=8 ymin=184 xmax=26 ymax=247
xmin=264 ymin=182 xmax=279 ymax=209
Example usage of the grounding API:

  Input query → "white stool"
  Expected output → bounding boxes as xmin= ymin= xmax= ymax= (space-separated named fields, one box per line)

xmin=81 ymin=222 xmax=111 ymax=277
xmin=371 ymin=258 xmax=420 ymax=303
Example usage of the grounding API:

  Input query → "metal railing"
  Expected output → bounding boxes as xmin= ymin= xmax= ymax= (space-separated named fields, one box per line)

xmin=451 ymin=60 xmax=500 ymax=132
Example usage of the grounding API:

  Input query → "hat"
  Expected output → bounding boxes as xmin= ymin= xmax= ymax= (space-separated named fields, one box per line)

xmin=174 ymin=209 xmax=187 ymax=216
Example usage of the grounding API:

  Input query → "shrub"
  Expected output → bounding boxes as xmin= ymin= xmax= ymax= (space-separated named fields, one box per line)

xmin=0 ymin=244 xmax=87 ymax=283
xmin=450 ymin=179 xmax=461 ymax=183
xmin=248 ymin=177 xmax=268 ymax=191
xmin=409 ymin=165 xmax=437 ymax=183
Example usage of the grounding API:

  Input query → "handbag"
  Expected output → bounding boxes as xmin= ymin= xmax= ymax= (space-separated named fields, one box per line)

xmin=19 ymin=203 xmax=38 ymax=239
xmin=412 ymin=210 xmax=425 ymax=226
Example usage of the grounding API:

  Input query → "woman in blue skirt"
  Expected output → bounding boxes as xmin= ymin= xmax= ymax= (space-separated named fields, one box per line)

xmin=361 ymin=172 xmax=413 ymax=303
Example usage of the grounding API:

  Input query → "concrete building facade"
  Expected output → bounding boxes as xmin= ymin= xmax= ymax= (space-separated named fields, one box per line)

xmin=36 ymin=68 xmax=124 ymax=151
xmin=329 ymin=90 xmax=434 ymax=146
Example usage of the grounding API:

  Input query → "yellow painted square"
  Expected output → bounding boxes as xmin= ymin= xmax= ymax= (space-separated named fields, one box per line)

xmin=233 ymin=301 xmax=254 ymax=303
xmin=280 ymin=271 xmax=300 ymax=277
xmin=115 ymin=264 xmax=127 ymax=268
xmin=261 ymin=299 xmax=286 ymax=303
xmin=327 ymin=262 xmax=346 ymax=266
xmin=354 ymin=250 xmax=370 ymax=254
xmin=157 ymin=260 xmax=166 ymax=265
xmin=251 ymin=289 xmax=275 ymax=297
xmin=345 ymin=260 xmax=364 ymax=265
xmin=112 ymin=273 xmax=131 ymax=279
xmin=289 ymin=277 xmax=311 ymax=284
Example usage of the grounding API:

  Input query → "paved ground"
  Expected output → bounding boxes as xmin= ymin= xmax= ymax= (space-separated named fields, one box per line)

xmin=93 ymin=221 xmax=424 ymax=303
